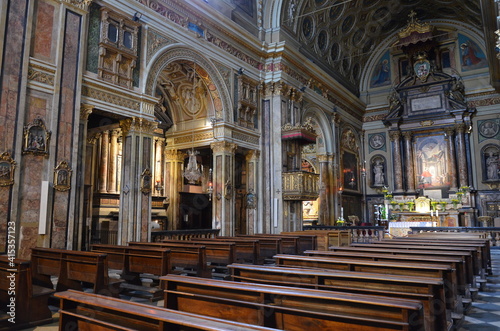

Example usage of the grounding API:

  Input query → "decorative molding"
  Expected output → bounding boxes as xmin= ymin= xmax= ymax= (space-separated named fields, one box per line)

xmin=232 ymin=131 xmax=260 ymax=145
xmin=61 ymin=0 xmax=92 ymax=11
xmin=28 ymin=67 xmax=55 ymax=86
xmin=146 ymin=29 xmax=177 ymax=64
xmin=82 ymin=85 xmax=141 ymax=111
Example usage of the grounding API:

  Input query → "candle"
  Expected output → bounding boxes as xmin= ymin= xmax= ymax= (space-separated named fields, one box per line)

xmin=431 ymin=210 xmax=433 ymax=217
xmin=436 ymin=210 xmax=439 ymax=217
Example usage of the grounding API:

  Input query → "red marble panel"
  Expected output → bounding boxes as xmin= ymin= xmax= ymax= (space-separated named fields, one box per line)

xmin=0 ymin=1 xmax=28 ymax=251
xmin=33 ymin=1 xmax=55 ymax=60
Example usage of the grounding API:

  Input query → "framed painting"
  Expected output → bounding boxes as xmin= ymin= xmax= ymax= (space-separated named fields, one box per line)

xmin=342 ymin=151 xmax=359 ymax=191
xmin=414 ymin=135 xmax=449 ymax=189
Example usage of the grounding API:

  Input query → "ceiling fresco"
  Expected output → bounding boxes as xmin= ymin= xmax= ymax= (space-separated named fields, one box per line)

xmin=283 ymin=0 xmax=487 ymax=95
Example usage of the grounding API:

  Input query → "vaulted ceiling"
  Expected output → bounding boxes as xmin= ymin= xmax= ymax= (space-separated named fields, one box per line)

xmin=278 ymin=0 xmax=499 ymax=95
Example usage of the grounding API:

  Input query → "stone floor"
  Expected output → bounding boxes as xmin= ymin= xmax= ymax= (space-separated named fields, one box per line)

xmin=22 ymin=247 xmax=500 ymax=330
xmin=459 ymin=246 xmax=500 ymax=331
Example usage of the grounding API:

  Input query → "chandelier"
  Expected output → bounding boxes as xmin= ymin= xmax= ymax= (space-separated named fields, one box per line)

xmin=183 ymin=61 xmax=203 ymax=184
xmin=184 ymin=148 xmax=202 ymax=184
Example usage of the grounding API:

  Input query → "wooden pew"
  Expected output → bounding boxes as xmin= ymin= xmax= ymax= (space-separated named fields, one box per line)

xmin=282 ymin=230 xmax=351 ymax=250
xmin=56 ymin=289 xmax=278 ymax=331
xmin=197 ymin=237 xmax=261 ymax=264
xmin=228 ymin=263 xmax=449 ymax=331
xmin=0 ymin=256 xmax=55 ymax=330
xmin=127 ymin=242 xmax=211 ymax=278
xmin=238 ymin=234 xmax=298 ymax=254
xmin=218 ymin=236 xmax=281 ymax=261
xmin=30 ymin=247 xmax=123 ymax=297
xmin=274 ymin=254 xmax=462 ymax=316
xmin=90 ymin=244 xmax=172 ymax=301
xmin=237 ymin=232 xmax=318 ymax=255
xmin=304 ymin=249 xmax=472 ymax=294
xmin=160 ymin=239 xmax=237 ymax=266
xmin=381 ymin=237 xmax=491 ymax=276
xmin=350 ymin=242 xmax=482 ymax=277
xmin=237 ymin=233 xmax=317 ymax=255
xmin=161 ymin=274 xmax=425 ymax=331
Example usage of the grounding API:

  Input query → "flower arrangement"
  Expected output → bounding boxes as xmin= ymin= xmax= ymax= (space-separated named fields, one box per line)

xmin=406 ymin=200 xmax=415 ymax=211
xmin=336 ymin=217 xmax=345 ymax=226
xmin=439 ymin=201 xmax=447 ymax=210
xmin=450 ymin=199 xmax=461 ymax=208
xmin=430 ymin=201 xmax=438 ymax=210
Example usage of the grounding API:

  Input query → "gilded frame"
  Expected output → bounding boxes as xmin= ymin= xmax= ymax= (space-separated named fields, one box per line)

xmin=54 ymin=161 xmax=72 ymax=191
xmin=0 ymin=152 xmax=16 ymax=187
xmin=23 ymin=117 xmax=51 ymax=156
xmin=141 ymin=168 xmax=152 ymax=194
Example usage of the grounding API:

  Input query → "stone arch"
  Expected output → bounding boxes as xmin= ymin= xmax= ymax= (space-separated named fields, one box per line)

xmin=144 ymin=46 xmax=232 ymax=122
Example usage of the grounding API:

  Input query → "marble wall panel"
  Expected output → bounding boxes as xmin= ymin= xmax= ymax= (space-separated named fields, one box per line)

xmin=33 ymin=1 xmax=55 ymax=61
xmin=0 ymin=0 xmax=27 ymax=152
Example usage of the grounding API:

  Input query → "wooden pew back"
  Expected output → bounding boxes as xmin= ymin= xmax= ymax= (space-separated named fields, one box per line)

xmin=56 ymin=290 xmax=278 ymax=331
xmin=31 ymin=247 xmax=121 ymax=296
xmin=161 ymin=274 xmax=425 ymax=331
xmin=127 ymin=242 xmax=211 ymax=277
xmin=0 ymin=256 xmax=54 ymax=329
xmin=228 ymin=263 xmax=449 ymax=331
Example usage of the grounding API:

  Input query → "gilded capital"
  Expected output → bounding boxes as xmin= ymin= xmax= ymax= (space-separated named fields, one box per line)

xmin=317 ymin=154 xmax=329 ymax=162
xmin=62 ymin=0 xmax=93 ymax=11
xmin=389 ymin=130 xmax=401 ymax=141
xmin=246 ymin=150 xmax=260 ymax=161
xmin=80 ymin=104 xmax=94 ymax=120
xmin=164 ymin=149 xmax=185 ymax=162
xmin=211 ymin=141 xmax=237 ymax=154
xmin=402 ymin=131 xmax=413 ymax=141
xmin=444 ymin=127 xmax=455 ymax=136
xmin=455 ymin=123 xmax=466 ymax=133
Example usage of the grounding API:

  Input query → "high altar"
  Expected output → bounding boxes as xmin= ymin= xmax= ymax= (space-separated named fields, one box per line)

xmin=368 ymin=14 xmax=481 ymax=236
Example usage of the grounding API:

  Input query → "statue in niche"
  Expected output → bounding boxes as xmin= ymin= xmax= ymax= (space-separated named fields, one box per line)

xmin=486 ymin=152 xmax=499 ymax=180
xmin=373 ymin=160 xmax=385 ymax=186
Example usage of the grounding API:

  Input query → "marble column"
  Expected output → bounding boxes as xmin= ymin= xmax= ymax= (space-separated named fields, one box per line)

xmin=99 ymin=130 xmax=109 ymax=193
xmin=211 ymin=141 xmax=237 ymax=236
xmin=107 ymin=129 xmax=119 ymax=193
xmin=445 ymin=127 xmax=458 ymax=191
xmin=318 ymin=154 xmax=331 ymax=225
xmin=245 ymin=150 xmax=260 ymax=235
xmin=402 ymin=131 xmax=415 ymax=193
xmin=118 ymin=117 xmax=156 ymax=244
xmin=455 ymin=123 xmax=469 ymax=188
xmin=390 ymin=130 xmax=404 ymax=192
xmin=164 ymin=149 xmax=184 ymax=230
